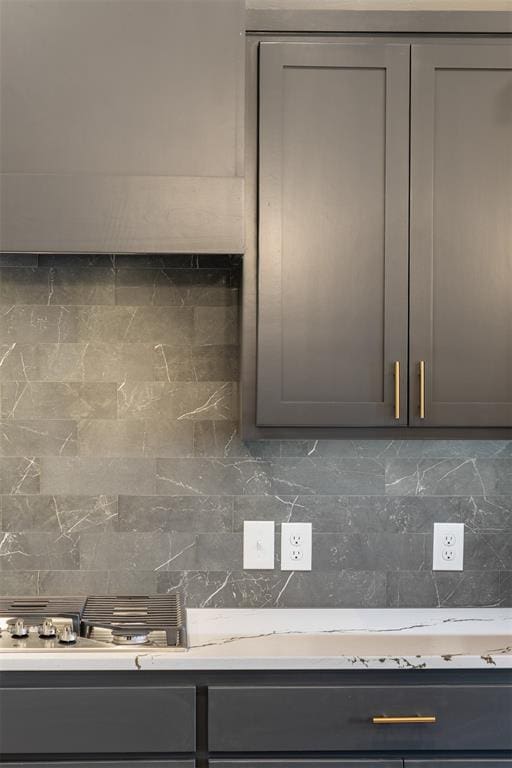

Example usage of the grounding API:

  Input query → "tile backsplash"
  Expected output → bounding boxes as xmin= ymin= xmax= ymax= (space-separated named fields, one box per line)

xmin=0 ymin=254 xmax=510 ymax=607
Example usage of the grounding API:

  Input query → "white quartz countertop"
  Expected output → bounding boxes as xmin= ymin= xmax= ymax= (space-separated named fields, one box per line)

xmin=1 ymin=608 xmax=511 ymax=672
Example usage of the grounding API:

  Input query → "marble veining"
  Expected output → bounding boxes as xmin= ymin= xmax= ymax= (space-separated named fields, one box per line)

xmin=1 ymin=608 xmax=510 ymax=671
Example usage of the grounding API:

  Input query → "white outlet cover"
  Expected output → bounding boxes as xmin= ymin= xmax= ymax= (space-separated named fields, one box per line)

xmin=433 ymin=522 xmax=464 ymax=571
xmin=243 ymin=521 xmax=275 ymax=570
xmin=281 ymin=522 xmax=312 ymax=571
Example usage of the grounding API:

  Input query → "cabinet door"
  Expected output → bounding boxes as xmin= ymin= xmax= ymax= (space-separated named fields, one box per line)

xmin=410 ymin=43 xmax=512 ymax=427
xmin=257 ymin=42 xmax=410 ymax=427
xmin=0 ymin=0 xmax=243 ymax=253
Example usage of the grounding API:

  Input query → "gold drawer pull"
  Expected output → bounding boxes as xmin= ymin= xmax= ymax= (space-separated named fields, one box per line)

xmin=394 ymin=361 xmax=400 ymax=420
xmin=373 ymin=716 xmax=437 ymax=725
xmin=419 ymin=360 xmax=426 ymax=419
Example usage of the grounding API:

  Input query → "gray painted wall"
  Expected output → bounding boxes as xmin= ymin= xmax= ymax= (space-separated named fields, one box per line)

xmin=0 ymin=254 xmax=510 ymax=607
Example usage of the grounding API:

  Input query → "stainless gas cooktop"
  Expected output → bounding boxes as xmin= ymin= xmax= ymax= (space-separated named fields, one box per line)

xmin=0 ymin=594 xmax=187 ymax=652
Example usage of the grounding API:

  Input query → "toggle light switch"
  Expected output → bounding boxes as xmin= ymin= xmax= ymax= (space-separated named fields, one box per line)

xmin=243 ymin=521 xmax=275 ymax=569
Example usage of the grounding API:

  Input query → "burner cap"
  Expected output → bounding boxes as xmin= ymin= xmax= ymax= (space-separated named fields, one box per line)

xmin=111 ymin=630 xmax=150 ymax=646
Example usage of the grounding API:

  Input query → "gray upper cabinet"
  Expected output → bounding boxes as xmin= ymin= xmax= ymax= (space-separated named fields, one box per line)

xmin=0 ymin=0 xmax=244 ymax=253
xmin=409 ymin=43 xmax=512 ymax=427
xmin=256 ymin=42 xmax=410 ymax=427
xmin=251 ymin=36 xmax=512 ymax=435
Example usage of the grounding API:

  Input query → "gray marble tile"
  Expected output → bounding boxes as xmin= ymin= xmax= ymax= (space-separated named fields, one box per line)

xmin=499 ymin=572 xmax=512 ymax=606
xmin=153 ymin=345 xmax=239 ymax=382
xmin=267 ymin=457 xmax=384 ymax=495
xmin=0 ymin=532 xmax=79 ymax=571
xmin=39 ymin=254 xmax=115 ymax=268
xmin=313 ymin=533 xmax=427 ymax=571
xmin=157 ymin=570 xmax=386 ymax=608
xmin=36 ymin=570 xmax=109 ymax=595
xmin=37 ymin=343 xmax=157 ymax=382
xmin=79 ymin=531 xmax=172 ymax=571
xmin=0 ymin=305 xmax=79 ymax=343
xmin=194 ymin=306 xmax=238 ymax=346
xmin=118 ymin=495 xmax=233 ymax=533
xmin=114 ymin=254 xmax=241 ymax=270
xmin=0 ymin=571 xmax=39 ymax=595
xmin=157 ymin=533 xmax=243 ymax=571
xmin=0 ymin=420 xmax=77 ymax=457
xmin=115 ymin=268 xmax=237 ymax=306
xmin=387 ymin=571 xmax=502 ymax=608
xmin=1 ymin=495 xmax=117 ymax=534
xmin=1 ymin=382 xmax=117 ymax=419
xmin=0 ymin=457 xmax=40 ymax=494
xmin=386 ymin=440 xmax=512 ymax=458
xmin=463 ymin=533 xmax=512 ymax=571
xmin=0 ymin=267 xmax=115 ymax=305
xmin=115 ymin=255 xmax=198 ymax=269
xmin=385 ymin=458 xmax=512 ymax=496
xmin=78 ymin=419 xmax=193 ymax=458
xmin=156 ymin=458 xmax=272 ymax=496
xmin=76 ymin=306 xmax=193 ymax=344
xmin=118 ymin=381 xmax=237 ymax=421
xmin=106 ymin=570 xmax=157 ymax=594
xmin=0 ymin=254 xmax=39 ymax=268
xmin=40 ymin=457 xmax=156 ymax=495
xmin=232 ymin=495 xmax=512 ymax=534
xmin=0 ymin=343 xmax=39 ymax=381
xmin=193 ymin=422 xmax=280 ymax=458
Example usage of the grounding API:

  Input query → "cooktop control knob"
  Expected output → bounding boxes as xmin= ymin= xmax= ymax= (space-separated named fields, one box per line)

xmin=39 ymin=619 xmax=57 ymax=638
xmin=58 ymin=625 xmax=78 ymax=644
xmin=10 ymin=619 xmax=29 ymax=638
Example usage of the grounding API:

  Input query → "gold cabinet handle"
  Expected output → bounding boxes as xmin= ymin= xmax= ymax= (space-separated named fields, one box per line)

xmin=373 ymin=716 xmax=436 ymax=725
xmin=394 ymin=361 xmax=400 ymax=420
xmin=419 ymin=360 xmax=426 ymax=419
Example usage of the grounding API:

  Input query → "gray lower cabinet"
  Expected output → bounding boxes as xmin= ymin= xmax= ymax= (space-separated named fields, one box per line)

xmin=257 ymin=41 xmax=410 ymax=427
xmin=0 ymin=686 xmax=196 ymax=754
xmin=0 ymin=0 xmax=244 ymax=253
xmin=406 ymin=763 xmax=512 ymax=767
xmin=409 ymin=43 xmax=512 ymax=427
xmin=1 ymin=764 xmax=193 ymax=767
xmin=208 ymin=684 xmax=512 ymax=752
xmin=212 ymin=763 xmax=402 ymax=768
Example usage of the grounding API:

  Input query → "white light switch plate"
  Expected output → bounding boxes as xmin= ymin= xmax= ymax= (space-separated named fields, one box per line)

xmin=432 ymin=522 xmax=464 ymax=571
xmin=243 ymin=521 xmax=275 ymax=569
xmin=281 ymin=522 xmax=312 ymax=571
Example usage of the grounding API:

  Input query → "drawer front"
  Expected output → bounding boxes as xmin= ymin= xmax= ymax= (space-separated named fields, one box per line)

xmin=407 ymin=762 xmax=512 ymax=767
xmin=1 ymin=764 xmax=195 ymax=768
xmin=208 ymin=685 xmax=512 ymax=752
xmin=0 ymin=687 xmax=195 ymax=754
xmin=212 ymin=762 xmax=402 ymax=768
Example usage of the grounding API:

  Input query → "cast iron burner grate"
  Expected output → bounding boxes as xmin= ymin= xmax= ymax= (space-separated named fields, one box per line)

xmin=82 ymin=594 xmax=186 ymax=647
xmin=0 ymin=596 xmax=86 ymax=632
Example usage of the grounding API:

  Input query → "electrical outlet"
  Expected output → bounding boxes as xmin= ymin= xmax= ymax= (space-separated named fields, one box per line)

xmin=281 ymin=522 xmax=312 ymax=571
xmin=433 ymin=522 xmax=464 ymax=571
xmin=243 ymin=521 xmax=275 ymax=569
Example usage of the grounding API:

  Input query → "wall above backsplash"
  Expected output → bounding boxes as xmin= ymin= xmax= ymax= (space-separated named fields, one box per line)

xmin=0 ymin=253 xmax=510 ymax=607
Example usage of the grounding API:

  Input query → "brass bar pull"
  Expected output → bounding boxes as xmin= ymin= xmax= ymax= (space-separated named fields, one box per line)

xmin=419 ymin=360 xmax=426 ymax=419
xmin=373 ymin=716 xmax=437 ymax=725
xmin=394 ymin=361 xmax=400 ymax=420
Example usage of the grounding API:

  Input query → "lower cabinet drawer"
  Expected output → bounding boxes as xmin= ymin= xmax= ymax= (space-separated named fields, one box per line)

xmin=212 ymin=762 xmax=402 ymax=768
xmin=208 ymin=685 xmax=512 ymax=752
xmin=0 ymin=687 xmax=196 ymax=754
xmin=1 ymin=764 xmax=195 ymax=768
xmin=407 ymin=762 xmax=512 ymax=767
